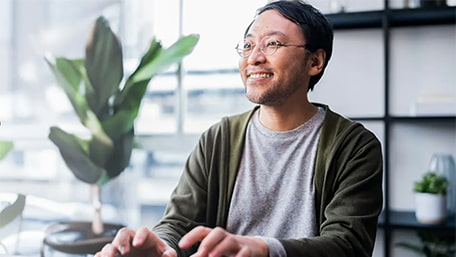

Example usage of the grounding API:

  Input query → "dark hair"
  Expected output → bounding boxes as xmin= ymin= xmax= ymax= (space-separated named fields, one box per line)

xmin=246 ymin=0 xmax=334 ymax=91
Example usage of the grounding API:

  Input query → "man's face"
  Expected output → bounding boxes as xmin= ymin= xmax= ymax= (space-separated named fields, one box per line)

xmin=239 ymin=9 xmax=311 ymax=106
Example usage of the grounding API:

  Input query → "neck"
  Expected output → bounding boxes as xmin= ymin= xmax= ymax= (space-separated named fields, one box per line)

xmin=258 ymin=101 xmax=318 ymax=131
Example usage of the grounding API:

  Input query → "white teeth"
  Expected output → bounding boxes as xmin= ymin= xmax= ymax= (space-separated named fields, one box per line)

xmin=249 ymin=73 xmax=272 ymax=78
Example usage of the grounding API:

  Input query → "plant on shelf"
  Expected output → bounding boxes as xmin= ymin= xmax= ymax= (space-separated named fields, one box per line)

xmin=415 ymin=172 xmax=449 ymax=195
xmin=44 ymin=15 xmax=198 ymax=254
xmin=414 ymin=172 xmax=449 ymax=224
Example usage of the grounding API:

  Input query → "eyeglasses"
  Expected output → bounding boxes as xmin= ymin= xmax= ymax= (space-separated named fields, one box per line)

xmin=235 ymin=36 xmax=308 ymax=57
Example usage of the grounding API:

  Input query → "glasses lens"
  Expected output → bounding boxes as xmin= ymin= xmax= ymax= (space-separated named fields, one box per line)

xmin=236 ymin=40 xmax=252 ymax=57
xmin=261 ymin=37 xmax=279 ymax=55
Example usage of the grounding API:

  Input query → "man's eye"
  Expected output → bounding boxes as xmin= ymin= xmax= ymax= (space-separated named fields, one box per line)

xmin=243 ymin=43 xmax=253 ymax=49
xmin=266 ymin=40 xmax=282 ymax=47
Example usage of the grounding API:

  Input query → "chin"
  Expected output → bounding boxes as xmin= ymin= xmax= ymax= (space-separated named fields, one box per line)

xmin=246 ymin=94 xmax=274 ymax=106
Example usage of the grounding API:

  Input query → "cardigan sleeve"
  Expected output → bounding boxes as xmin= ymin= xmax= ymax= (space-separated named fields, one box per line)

xmin=279 ymin=124 xmax=383 ymax=257
xmin=151 ymin=127 xmax=215 ymax=256
xmin=151 ymin=119 xmax=231 ymax=257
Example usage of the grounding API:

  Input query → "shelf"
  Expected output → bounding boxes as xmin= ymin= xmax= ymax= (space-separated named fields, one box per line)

xmin=389 ymin=7 xmax=456 ymax=27
xmin=326 ymin=4 xmax=456 ymax=257
xmin=326 ymin=11 xmax=383 ymax=29
xmin=379 ymin=211 xmax=456 ymax=232
xmin=349 ymin=116 xmax=455 ymax=122
xmin=351 ymin=116 xmax=384 ymax=121
xmin=326 ymin=6 xmax=455 ymax=30
xmin=389 ymin=116 xmax=456 ymax=121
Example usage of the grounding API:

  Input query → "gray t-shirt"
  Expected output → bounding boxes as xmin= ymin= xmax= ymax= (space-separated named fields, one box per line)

xmin=227 ymin=107 xmax=325 ymax=256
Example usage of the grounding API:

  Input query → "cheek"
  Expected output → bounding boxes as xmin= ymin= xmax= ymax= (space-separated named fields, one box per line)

xmin=238 ymin=59 xmax=247 ymax=79
xmin=283 ymin=56 xmax=307 ymax=74
xmin=238 ymin=58 xmax=246 ymax=69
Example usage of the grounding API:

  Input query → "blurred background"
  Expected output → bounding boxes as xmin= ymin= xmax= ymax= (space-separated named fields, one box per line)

xmin=0 ymin=0 xmax=455 ymax=256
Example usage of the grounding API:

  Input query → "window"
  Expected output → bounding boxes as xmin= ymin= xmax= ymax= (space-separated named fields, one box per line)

xmin=0 ymin=0 xmax=266 ymax=230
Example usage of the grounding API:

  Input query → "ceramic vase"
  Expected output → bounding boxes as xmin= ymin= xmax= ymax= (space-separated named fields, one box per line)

xmin=428 ymin=153 xmax=456 ymax=215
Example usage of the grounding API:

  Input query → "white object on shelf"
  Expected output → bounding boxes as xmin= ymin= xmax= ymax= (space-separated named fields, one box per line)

xmin=410 ymin=94 xmax=456 ymax=116
xmin=405 ymin=0 xmax=421 ymax=8
xmin=329 ymin=0 xmax=346 ymax=13
xmin=415 ymin=192 xmax=447 ymax=224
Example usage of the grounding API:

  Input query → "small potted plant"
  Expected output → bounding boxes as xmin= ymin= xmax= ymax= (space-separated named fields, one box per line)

xmin=414 ymin=172 xmax=449 ymax=224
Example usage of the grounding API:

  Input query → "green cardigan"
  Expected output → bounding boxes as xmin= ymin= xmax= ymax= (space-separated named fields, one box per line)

xmin=153 ymin=104 xmax=383 ymax=257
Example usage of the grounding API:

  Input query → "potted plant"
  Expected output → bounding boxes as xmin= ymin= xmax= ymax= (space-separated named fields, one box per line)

xmin=44 ymin=16 xmax=198 ymax=254
xmin=414 ymin=172 xmax=449 ymax=224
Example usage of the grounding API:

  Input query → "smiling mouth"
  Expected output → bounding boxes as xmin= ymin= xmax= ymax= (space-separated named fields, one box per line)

xmin=248 ymin=73 xmax=273 ymax=79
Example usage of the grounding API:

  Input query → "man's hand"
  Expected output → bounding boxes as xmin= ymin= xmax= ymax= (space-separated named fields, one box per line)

xmin=94 ymin=227 xmax=177 ymax=257
xmin=178 ymin=226 xmax=268 ymax=257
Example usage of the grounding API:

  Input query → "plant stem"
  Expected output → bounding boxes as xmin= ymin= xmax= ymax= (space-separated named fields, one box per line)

xmin=91 ymin=184 xmax=103 ymax=235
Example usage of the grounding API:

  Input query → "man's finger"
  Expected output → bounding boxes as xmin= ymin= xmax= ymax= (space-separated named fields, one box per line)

xmin=133 ymin=227 xmax=169 ymax=253
xmin=235 ymin=246 xmax=250 ymax=257
xmin=131 ymin=227 xmax=151 ymax=247
xmin=97 ymin=243 xmax=121 ymax=257
xmin=111 ymin=228 xmax=135 ymax=255
xmin=205 ymin=233 xmax=239 ymax=257
xmin=196 ymin=227 xmax=230 ymax=256
xmin=178 ymin=226 xmax=212 ymax=249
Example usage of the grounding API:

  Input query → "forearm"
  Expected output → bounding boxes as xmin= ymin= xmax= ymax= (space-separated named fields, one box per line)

xmin=151 ymin=134 xmax=212 ymax=256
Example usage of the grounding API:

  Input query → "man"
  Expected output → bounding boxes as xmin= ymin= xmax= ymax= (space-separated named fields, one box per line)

xmin=96 ymin=1 xmax=383 ymax=256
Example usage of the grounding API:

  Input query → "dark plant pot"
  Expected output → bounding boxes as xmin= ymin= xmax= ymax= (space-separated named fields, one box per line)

xmin=42 ymin=221 xmax=123 ymax=255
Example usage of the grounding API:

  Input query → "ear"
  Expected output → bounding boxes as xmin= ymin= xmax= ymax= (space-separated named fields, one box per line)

xmin=308 ymin=49 xmax=326 ymax=76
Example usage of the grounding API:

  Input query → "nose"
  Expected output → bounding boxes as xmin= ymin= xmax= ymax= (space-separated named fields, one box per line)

xmin=247 ymin=44 xmax=266 ymax=65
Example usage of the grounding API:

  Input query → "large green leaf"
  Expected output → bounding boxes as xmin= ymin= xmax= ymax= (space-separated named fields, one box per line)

xmin=130 ymin=34 xmax=199 ymax=84
xmin=72 ymin=59 xmax=97 ymax=114
xmin=88 ymin=132 xmax=114 ymax=168
xmin=45 ymin=57 xmax=89 ymax=122
xmin=107 ymin=35 xmax=198 ymax=142
xmin=47 ymin=56 xmax=113 ymax=167
xmin=112 ymin=80 xmax=150 ymax=130
xmin=85 ymin=16 xmax=123 ymax=115
xmin=83 ymin=111 xmax=113 ymax=151
xmin=103 ymin=129 xmax=134 ymax=181
xmin=49 ymin=127 xmax=103 ymax=184
xmin=114 ymin=39 xmax=163 ymax=108
xmin=0 ymin=141 xmax=13 ymax=160
xmin=111 ymin=34 xmax=199 ymax=130
xmin=53 ymin=58 xmax=82 ymax=92
xmin=102 ymin=108 xmax=137 ymax=141
xmin=0 ymin=194 xmax=26 ymax=228
xmin=136 ymin=39 xmax=164 ymax=70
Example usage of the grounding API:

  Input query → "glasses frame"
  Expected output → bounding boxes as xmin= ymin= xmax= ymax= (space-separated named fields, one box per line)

xmin=235 ymin=36 xmax=308 ymax=57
